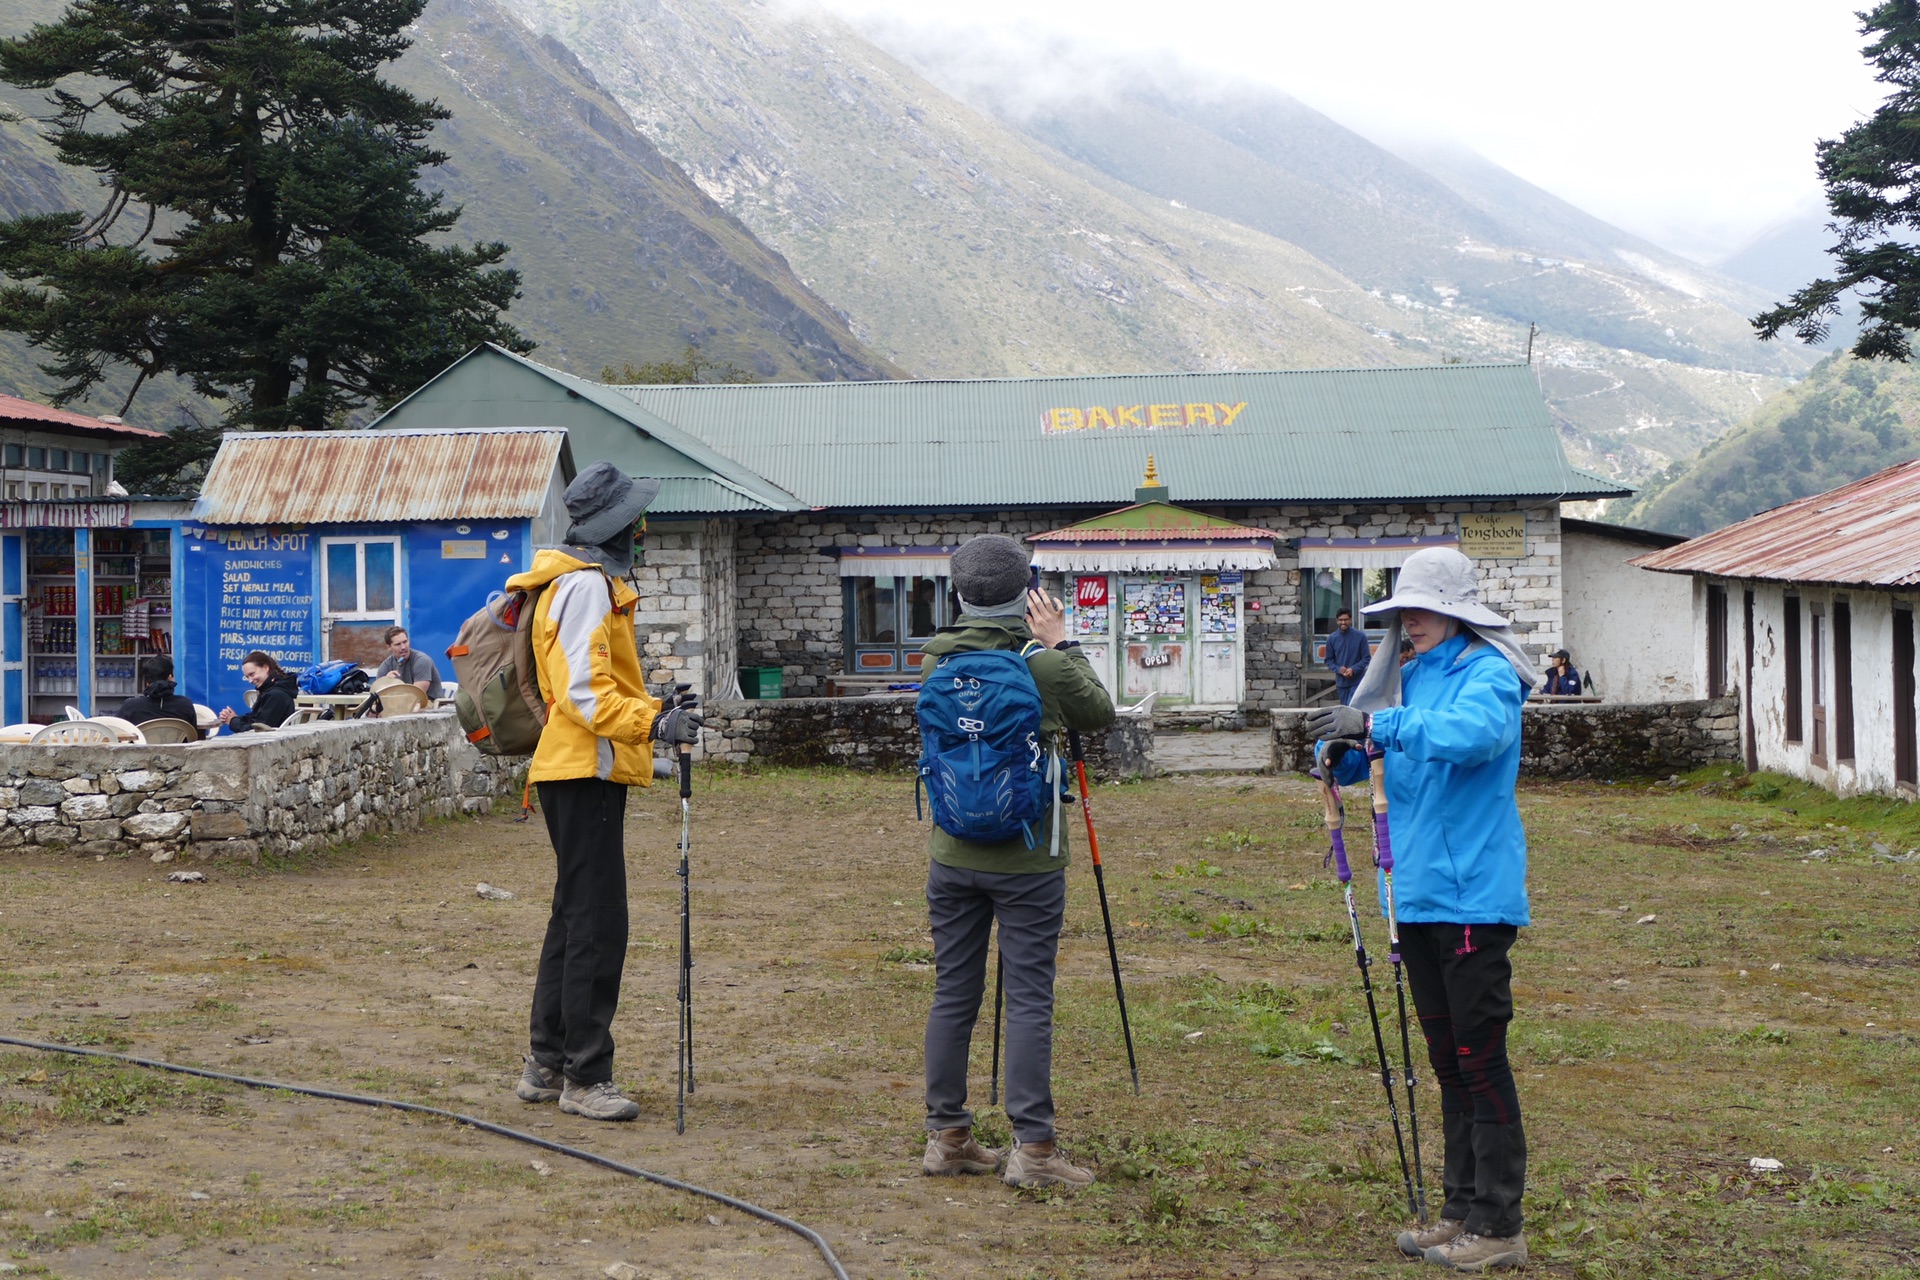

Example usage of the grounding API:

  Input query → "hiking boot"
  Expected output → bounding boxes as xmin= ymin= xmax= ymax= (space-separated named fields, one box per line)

xmin=1003 ymin=1141 xmax=1094 ymax=1190
xmin=1396 ymin=1217 xmax=1465 ymax=1258
xmin=558 ymin=1078 xmax=640 ymax=1122
xmin=1424 ymin=1231 xmax=1528 ymax=1271
xmin=514 ymin=1054 xmax=561 ymax=1104
xmin=922 ymin=1127 xmax=1004 ymax=1176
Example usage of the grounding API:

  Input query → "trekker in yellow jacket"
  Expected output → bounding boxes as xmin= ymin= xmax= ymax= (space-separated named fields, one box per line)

xmin=507 ymin=462 xmax=704 ymax=1123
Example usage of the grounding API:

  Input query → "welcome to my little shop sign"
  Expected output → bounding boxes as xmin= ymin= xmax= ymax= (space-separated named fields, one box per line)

xmin=1458 ymin=513 xmax=1526 ymax=559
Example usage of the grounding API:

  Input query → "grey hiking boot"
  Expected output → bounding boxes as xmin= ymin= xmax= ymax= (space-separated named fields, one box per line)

xmin=1003 ymin=1141 xmax=1094 ymax=1190
xmin=514 ymin=1055 xmax=562 ymax=1104
xmin=1424 ymin=1231 xmax=1528 ymax=1272
xmin=1397 ymin=1218 xmax=1465 ymax=1257
xmin=922 ymin=1127 xmax=1004 ymax=1176
xmin=558 ymin=1078 xmax=641 ymax=1122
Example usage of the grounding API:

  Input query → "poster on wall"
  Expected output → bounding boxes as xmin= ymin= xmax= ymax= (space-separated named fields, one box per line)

xmin=1199 ymin=573 xmax=1240 ymax=635
xmin=1074 ymin=575 xmax=1111 ymax=637
xmin=179 ymin=526 xmax=317 ymax=713
xmin=1123 ymin=579 xmax=1187 ymax=638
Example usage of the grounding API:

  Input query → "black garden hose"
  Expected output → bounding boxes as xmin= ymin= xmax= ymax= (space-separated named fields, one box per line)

xmin=0 ymin=1034 xmax=851 ymax=1280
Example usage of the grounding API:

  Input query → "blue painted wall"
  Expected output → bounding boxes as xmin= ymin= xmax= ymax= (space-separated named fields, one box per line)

xmin=178 ymin=519 xmax=531 ymax=715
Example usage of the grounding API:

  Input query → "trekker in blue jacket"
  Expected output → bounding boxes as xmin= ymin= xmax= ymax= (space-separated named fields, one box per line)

xmin=1305 ymin=548 xmax=1541 ymax=1273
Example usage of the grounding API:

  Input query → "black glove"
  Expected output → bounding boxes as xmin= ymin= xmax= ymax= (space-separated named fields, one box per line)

xmin=1316 ymin=738 xmax=1355 ymax=775
xmin=1304 ymin=703 xmax=1366 ymax=742
xmin=663 ymin=682 xmax=696 ymax=709
xmin=651 ymin=703 xmax=704 ymax=745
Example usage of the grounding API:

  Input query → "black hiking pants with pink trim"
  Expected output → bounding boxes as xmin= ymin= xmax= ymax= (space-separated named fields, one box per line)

xmin=1399 ymin=922 xmax=1526 ymax=1237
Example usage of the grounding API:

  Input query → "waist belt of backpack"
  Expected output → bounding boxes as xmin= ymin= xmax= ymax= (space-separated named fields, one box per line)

xmin=1046 ymin=749 xmax=1064 ymax=858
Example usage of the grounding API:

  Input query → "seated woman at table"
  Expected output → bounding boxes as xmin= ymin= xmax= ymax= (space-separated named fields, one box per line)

xmin=217 ymin=651 xmax=300 ymax=731
xmin=114 ymin=655 xmax=198 ymax=726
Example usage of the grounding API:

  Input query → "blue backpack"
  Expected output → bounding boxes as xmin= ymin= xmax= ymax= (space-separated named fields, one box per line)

xmin=915 ymin=642 xmax=1057 ymax=848
xmin=298 ymin=659 xmax=360 ymax=695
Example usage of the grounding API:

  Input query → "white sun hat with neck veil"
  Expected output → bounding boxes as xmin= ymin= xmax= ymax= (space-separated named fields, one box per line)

xmin=1349 ymin=547 xmax=1542 ymax=713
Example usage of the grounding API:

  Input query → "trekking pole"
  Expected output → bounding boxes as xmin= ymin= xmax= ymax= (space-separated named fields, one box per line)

xmin=988 ymin=947 xmax=1003 ymax=1106
xmin=676 ymin=742 xmax=695 ymax=1135
xmin=1069 ymin=728 xmax=1140 ymax=1095
xmin=1369 ymin=747 xmax=1428 ymax=1224
xmin=1314 ymin=740 xmax=1417 ymax=1220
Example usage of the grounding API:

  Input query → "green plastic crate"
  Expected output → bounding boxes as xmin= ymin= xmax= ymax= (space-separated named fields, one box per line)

xmin=741 ymin=667 xmax=783 ymax=699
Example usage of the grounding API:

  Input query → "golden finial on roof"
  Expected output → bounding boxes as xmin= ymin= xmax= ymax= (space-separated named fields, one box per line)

xmin=1135 ymin=454 xmax=1168 ymax=504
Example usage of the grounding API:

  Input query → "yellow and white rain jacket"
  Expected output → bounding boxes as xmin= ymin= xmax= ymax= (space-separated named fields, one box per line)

xmin=508 ymin=549 xmax=660 ymax=786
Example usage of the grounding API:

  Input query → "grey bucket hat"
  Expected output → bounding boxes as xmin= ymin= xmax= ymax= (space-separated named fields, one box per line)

xmin=1362 ymin=547 xmax=1510 ymax=629
xmin=564 ymin=461 xmax=662 ymax=545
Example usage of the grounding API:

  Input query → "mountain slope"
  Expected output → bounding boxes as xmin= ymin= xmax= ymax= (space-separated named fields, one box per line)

xmin=493 ymin=0 xmax=1464 ymax=377
xmin=1622 ymin=354 xmax=1920 ymax=536
xmin=0 ymin=0 xmax=897 ymax=427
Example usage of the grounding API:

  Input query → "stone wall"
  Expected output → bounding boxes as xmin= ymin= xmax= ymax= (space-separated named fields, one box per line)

xmin=631 ymin=519 xmax=731 ymax=701
xmin=699 ymin=695 xmax=1156 ymax=780
xmin=1270 ymin=696 xmax=1740 ymax=779
xmin=731 ymin=501 xmax=1562 ymax=707
xmin=0 ymin=714 xmax=524 ymax=862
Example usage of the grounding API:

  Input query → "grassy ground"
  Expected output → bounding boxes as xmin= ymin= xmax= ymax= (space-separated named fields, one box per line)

xmin=0 ymin=765 xmax=1915 ymax=1278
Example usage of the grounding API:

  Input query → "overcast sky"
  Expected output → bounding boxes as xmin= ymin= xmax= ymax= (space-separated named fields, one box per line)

xmin=820 ymin=0 xmax=1883 ymax=265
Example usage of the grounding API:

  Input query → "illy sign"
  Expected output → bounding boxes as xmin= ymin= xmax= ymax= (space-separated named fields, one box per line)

xmin=1075 ymin=576 xmax=1109 ymax=608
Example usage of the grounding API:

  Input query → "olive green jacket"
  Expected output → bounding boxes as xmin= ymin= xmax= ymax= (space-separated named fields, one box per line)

xmin=918 ymin=616 xmax=1116 ymax=874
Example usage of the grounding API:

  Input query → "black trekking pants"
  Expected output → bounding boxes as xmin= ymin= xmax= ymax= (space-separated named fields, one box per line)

xmin=528 ymin=778 xmax=629 ymax=1086
xmin=1399 ymin=922 xmax=1526 ymax=1237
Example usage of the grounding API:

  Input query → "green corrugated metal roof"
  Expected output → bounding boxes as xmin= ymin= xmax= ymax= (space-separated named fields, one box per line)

xmin=615 ymin=362 xmax=1626 ymax=508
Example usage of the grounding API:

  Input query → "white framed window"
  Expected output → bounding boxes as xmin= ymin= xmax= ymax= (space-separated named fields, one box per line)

xmin=320 ymin=536 xmax=401 ymax=619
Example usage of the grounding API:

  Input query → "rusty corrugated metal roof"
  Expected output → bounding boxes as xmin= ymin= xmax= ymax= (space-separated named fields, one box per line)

xmin=1029 ymin=500 xmax=1279 ymax=543
xmin=191 ymin=428 xmax=570 ymax=525
xmin=0 ymin=394 xmax=165 ymax=441
xmin=1631 ymin=457 xmax=1920 ymax=586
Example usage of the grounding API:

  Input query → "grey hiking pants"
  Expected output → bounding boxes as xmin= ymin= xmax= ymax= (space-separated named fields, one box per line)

xmin=923 ymin=861 xmax=1066 ymax=1145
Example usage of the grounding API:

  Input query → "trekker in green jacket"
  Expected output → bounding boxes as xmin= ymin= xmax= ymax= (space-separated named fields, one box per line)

xmin=915 ymin=534 xmax=1115 ymax=1190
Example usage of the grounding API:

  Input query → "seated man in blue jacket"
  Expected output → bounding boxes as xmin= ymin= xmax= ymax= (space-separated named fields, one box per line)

xmin=1306 ymin=548 xmax=1542 ymax=1273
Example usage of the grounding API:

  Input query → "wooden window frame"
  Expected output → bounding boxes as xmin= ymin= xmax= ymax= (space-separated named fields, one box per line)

xmin=1783 ymin=594 xmax=1803 ymax=745
xmin=1809 ymin=601 xmax=1828 ymax=769
xmin=1706 ymin=584 xmax=1728 ymax=699
xmin=1833 ymin=598 xmax=1855 ymax=764
xmin=1895 ymin=605 xmax=1917 ymax=790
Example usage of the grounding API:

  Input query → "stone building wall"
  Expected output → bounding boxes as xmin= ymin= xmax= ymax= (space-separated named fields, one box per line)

xmin=731 ymin=501 xmax=1562 ymax=707
xmin=629 ymin=519 xmax=732 ymax=701
xmin=699 ymin=519 xmax=739 ymax=700
xmin=698 ymin=695 xmax=1156 ymax=780
xmin=1270 ymin=696 xmax=1740 ymax=779
xmin=0 ymin=714 xmax=523 ymax=862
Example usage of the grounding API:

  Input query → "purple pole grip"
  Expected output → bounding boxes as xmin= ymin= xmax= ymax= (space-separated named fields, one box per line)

xmin=1329 ymin=829 xmax=1352 ymax=884
xmin=1373 ymin=811 xmax=1394 ymax=872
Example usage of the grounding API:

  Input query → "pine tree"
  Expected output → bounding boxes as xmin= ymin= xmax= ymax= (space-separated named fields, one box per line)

xmin=1756 ymin=0 xmax=1920 ymax=360
xmin=0 ymin=0 xmax=532 ymax=431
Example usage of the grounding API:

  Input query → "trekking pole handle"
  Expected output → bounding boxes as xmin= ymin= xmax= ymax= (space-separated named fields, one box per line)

xmin=1067 ymin=727 xmax=1085 ymax=764
xmin=1313 ymin=741 xmax=1353 ymax=884
xmin=678 ymin=743 xmax=692 ymax=799
xmin=1368 ymin=749 xmax=1394 ymax=872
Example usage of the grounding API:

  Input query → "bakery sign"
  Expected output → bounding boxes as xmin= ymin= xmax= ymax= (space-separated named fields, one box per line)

xmin=1043 ymin=401 xmax=1247 ymax=434
xmin=0 ymin=500 xmax=131 ymax=529
xmin=1458 ymin=512 xmax=1526 ymax=559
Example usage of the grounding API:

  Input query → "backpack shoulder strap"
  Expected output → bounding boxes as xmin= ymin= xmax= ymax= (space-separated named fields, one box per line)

xmin=1019 ymin=639 xmax=1046 ymax=661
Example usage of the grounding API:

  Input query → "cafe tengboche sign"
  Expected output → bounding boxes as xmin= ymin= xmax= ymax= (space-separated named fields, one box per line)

xmin=1458 ymin=512 xmax=1526 ymax=558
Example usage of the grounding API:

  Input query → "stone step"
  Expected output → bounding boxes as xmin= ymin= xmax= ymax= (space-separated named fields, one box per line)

xmin=1151 ymin=729 xmax=1273 ymax=775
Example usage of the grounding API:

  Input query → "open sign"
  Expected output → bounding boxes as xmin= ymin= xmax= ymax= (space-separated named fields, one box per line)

xmin=1075 ymin=576 xmax=1109 ymax=608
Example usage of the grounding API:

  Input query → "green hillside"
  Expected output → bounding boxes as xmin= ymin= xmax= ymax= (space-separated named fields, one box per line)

xmin=1621 ymin=355 xmax=1920 ymax=536
xmin=0 ymin=0 xmax=896 ymax=429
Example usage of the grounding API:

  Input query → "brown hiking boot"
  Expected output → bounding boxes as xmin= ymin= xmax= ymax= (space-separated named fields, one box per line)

xmin=1424 ymin=1231 xmax=1528 ymax=1271
xmin=514 ymin=1054 xmax=562 ymax=1104
xmin=921 ymin=1127 xmax=1004 ymax=1176
xmin=558 ymin=1078 xmax=640 ymax=1122
xmin=1396 ymin=1217 xmax=1465 ymax=1257
xmin=1003 ymin=1140 xmax=1094 ymax=1190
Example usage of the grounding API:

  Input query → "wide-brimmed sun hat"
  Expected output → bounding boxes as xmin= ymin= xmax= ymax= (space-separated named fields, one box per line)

xmin=1362 ymin=547 xmax=1510 ymax=629
xmin=563 ymin=461 xmax=662 ymax=545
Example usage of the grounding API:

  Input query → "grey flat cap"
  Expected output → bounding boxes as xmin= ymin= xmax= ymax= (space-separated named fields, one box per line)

xmin=564 ymin=461 xmax=662 ymax=545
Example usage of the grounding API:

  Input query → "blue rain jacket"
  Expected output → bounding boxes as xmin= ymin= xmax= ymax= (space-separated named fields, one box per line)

xmin=1332 ymin=631 xmax=1530 ymax=926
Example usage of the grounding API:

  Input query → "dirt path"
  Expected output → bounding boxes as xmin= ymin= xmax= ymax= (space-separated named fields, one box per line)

xmin=1 ymin=767 xmax=1915 ymax=1278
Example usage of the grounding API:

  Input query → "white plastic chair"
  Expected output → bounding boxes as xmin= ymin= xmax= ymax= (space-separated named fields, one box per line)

xmin=32 ymin=720 xmax=118 ymax=745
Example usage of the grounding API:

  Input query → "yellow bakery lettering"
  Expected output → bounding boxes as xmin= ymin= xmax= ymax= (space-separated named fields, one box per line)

xmin=1184 ymin=402 xmax=1217 ymax=426
xmin=1117 ymin=404 xmax=1145 ymax=428
xmin=1148 ymin=403 xmax=1181 ymax=427
xmin=1217 ymin=401 xmax=1247 ymax=426
xmin=1048 ymin=407 xmax=1084 ymax=432
xmin=1086 ymin=405 xmax=1116 ymax=430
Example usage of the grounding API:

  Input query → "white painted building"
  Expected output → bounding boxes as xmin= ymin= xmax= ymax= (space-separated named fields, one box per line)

xmin=1560 ymin=518 xmax=1695 ymax=702
xmin=1634 ymin=461 xmax=1920 ymax=798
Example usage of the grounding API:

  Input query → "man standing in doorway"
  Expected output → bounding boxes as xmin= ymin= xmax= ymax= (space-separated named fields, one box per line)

xmin=1325 ymin=607 xmax=1372 ymax=705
